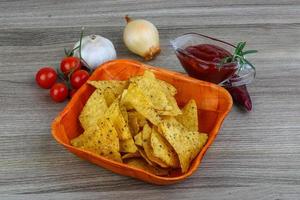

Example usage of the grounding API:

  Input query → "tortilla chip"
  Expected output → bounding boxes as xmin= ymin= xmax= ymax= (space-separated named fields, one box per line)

xmin=138 ymin=147 xmax=156 ymax=166
xmin=128 ymin=111 xmax=147 ymax=135
xmin=143 ymin=70 xmax=177 ymax=96
xmin=128 ymin=112 xmax=140 ymax=136
xmin=120 ymin=104 xmax=129 ymax=123
xmin=159 ymin=117 xmax=208 ymax=173
xmin=176 ymin=99 xmax=198 ymax=131
xmin=121 ymin=152 xmax=141 ymax=160
xmin=150 ymin=128 xmax=179 ymax=168
xmin=136 ymin=70 xmax=181 ymax=116
xmin=135 ymin=71 xmax=171 ymax=111
xmin=125 ymin=158 xmax=169 ymax=176
xmin=130 ymin=76 xmax=176 ymax=96
xmin=158 ymin=80 xmax=177 ymax=96
xmin=157 ymin=95 xmax=182 ymax=116
xmin=134 ymin=132 xmax=143 ymax=146
xmin=80 ymin=119 xmax=122 ymax=162
xmin=104 ymin=99 xmax=132 ymax=140
xmin=122 ymin=83 xmax=161 ymax=126
xmin=142 ymin=124 xmax=168 ymax=168
xmin=88 ymin=80 xmax=128 ymax=106
xmin=71 ymin=126 xmax=98 ymax=148
xmin=79 ymin=89 xmax=108 ymax=130
xmin=120 ymin=138 xmax=138 ymax=153
xmin=88 ymin=80 xmax=128 ymax=93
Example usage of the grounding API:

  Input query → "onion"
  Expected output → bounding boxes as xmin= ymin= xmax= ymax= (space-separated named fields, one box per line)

xmin=73 ymin=34 xmax=117 ymax=69
xmin=123 ymin=15 xmax=160 ymax=60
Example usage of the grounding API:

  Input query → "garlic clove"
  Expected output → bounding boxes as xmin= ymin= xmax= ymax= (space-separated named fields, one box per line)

xmin=73 ymin=35 xmax=117 ymax=69
xmin=123 ymin=16 xmax=160 ymax=60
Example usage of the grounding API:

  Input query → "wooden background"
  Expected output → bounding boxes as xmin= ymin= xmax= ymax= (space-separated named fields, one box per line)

xmin=1 ymin=0 xmax=300 ymax=199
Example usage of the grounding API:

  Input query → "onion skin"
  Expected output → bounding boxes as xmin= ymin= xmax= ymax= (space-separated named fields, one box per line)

xmin=123 ymin=16 xmax=160 ymax=60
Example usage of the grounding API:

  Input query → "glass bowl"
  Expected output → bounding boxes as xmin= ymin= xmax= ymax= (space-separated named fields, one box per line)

xmin=171 ymin=33 xmax=255 ymax=86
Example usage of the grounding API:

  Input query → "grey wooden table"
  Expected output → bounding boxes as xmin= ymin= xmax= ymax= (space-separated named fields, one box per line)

xmin=1 ymin=0 xmax=300 ymax=199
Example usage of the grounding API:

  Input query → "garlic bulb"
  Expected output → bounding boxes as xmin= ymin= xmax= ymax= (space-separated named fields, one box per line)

xmin=123 ymin=16 xmax=160 ymax=60
xmin=73 ymin=35 xmax=117 ymax=69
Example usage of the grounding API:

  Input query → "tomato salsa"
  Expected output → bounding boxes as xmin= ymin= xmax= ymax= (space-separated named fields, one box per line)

xmin=175 ymin=44 xmax=237 ymax=84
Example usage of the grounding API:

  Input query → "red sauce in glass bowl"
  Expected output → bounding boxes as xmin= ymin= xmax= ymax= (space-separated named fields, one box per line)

xmin=175 ymin=44 xmax=237 ymax=84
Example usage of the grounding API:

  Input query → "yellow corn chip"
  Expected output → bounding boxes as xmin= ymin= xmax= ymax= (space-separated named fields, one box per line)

xmin=158 ymin=80 xmax=177 ymax=96
xmin=88 ymin=80 xmax=128 ymax=106
xmin=125 ymin=158 xmax=169 ymax=176
xmin=128 ymin=111 xmax=147 ymax=135
xmin=159 ymin=117 xmax=208 ymax=173
xmin=176 ymin=99 xmax=198 ymax=131
xmin=121 ymin=152 xmax=141 ymax=160
xmin=134 ymin=132 xmax=143 ymax=146
xmin=80 ymin=119 xmax=122 ymax=162
xmin=150 ymin=128 xmax=179 ymax=168
xmin=122 ymin=83 xmax=161 ymax=126
xmin=79 ymin=89 xmax=108 ymax=130
xmin=104 ymin=99 xmax=132 ymax=140
xmin=134 ymin=70 xmax=181 ymax=115
xmin=142 ymin=124 xmax=168 ymax=168
xmin=138 ymin=147 xmax=156 ymax=166
xmin=88 ymin=80 xmax=128 ymax=93
xmin=120 ymin=138 xmax=138 ymax=153
xmin=128 ymin=112 xmax=140 ymax=136
xmin=135 ymin=72 xmax=171 ymax=111
xmin=120 ymin=104 xmax=129 ymax=123
xmin=71 ymin=126 xmax=98 ymax=148
xmin=142 ymin=70 xmax=177 ymax=96
xmin=130 ymin=76 xmax=176 ymax=96
xmin=157 ymin=95 xmax=182 ymax=116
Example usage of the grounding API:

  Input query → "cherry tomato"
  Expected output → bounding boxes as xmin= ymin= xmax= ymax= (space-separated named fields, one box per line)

xmin=60 ymin=57 xmax=82 ymax=75
xmin=35 ymin=67 xmax=57 ymax=89
xmin=69 ymin=88 xmax=77 ymax=98
xmin=70 ymin=70 xmax=89 ymax=89
xmin=50 ymin=83 xmax=68 ymax=102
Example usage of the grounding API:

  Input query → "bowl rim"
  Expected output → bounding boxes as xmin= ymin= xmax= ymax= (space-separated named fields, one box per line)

xmin=51 ymin=59 xmax=233 ymax=183
xmin=170 ymin=32 xmax=238 ymax=66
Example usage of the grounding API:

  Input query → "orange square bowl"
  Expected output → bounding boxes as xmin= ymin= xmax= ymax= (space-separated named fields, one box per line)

xmin=51 ymin=59 xmax=232 ymax=185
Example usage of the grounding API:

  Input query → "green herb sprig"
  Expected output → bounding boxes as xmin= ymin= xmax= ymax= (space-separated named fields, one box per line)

xmin=218 ymin=41 xmax=257 ymax=73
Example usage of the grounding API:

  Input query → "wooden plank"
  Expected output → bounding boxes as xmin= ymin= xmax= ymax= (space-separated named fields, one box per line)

xmin=0 ymin=0 xmax=300 ymax=199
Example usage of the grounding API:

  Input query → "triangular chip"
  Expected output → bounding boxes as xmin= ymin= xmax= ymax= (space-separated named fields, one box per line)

xmin=121 ymin=152 xmax=141 ymax=160
xmin=71 ymin=126 xmax=98 ymax=148
xmin=88 ymin=80 xmax=128 ymax=93
xmin=120 ymin=104 xmax=129 ymax=124
xmin=150 ymin=128 xmax=179 ymax=168
xmin=142 ymin=70 xmax=177 ymax=96
xmin=142 ymin=124 xmax=168 ymax=168
xmin=134 ymin=70 xmax=181 ymax=116
xmin=104 ymin=99 xmax=132 ymax=140
xmin=125 ymin=158 xmax=169 ymax=176
xmin=138 ymin=147 xmax=156 ymax=166
xmin=157 ymin=95 xmax=182 ymax=116
xmin=122 ymin=83 xmax=161 ymax=126
xmin=128 ymin=112 xmax=139 ymax=136
xmin=130 ymin=76 xmax=177 ymax=96
xmin=80 ymin=119 xmax=122 ymax=162
xmin=120 ymin=138 xmax=138 ymax=153
xmin=134 ymin=132 xmax=143 ymax=146
xmin=128 ymin=111 xmax=147 ymax=136
xmin=134 ymin=71 xmax=172 ymax=111
xmin=88 ymin=80 xmax=128 ymax=106
xmin=79 ymin=89 xmax=108 ymax=130
xmin=158 ymin=80 xmax=177 ymax=96
xmin=159 ymin=117 xmax=208 ymax=172
xmin=176 ymin=99 xmax=198 ymax=131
